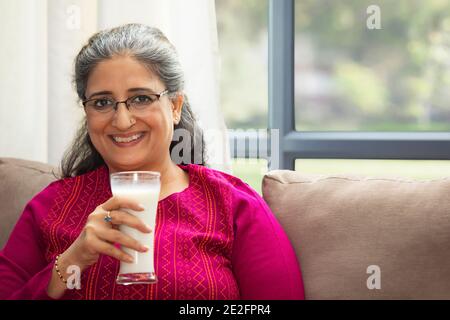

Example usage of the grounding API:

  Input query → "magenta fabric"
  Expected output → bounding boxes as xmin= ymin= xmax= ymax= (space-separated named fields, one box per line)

xmin=0 ymin=164 xmax=304 ymax=300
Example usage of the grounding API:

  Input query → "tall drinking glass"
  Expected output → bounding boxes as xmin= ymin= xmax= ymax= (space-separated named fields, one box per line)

xmin=110 ymin=171 xmax=161 ymax=285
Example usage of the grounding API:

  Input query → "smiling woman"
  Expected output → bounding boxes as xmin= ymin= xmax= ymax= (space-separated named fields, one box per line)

xmin=0 ymin=23 xmax=304 ymax=300
xmin=63 ymin=25 xmax=206 ymax=178
xmin=80 ymin=54 xmax=183 ymax=174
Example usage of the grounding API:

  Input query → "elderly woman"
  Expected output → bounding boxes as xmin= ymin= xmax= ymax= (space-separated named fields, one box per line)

xmin=0 ymin=24 xmax=304 ymax=300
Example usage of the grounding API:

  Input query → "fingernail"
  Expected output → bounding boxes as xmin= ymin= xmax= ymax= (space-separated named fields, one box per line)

xmin=141 ymin=245 xmax=150 ymax=252
xmin=126 ymin=256 xmax=134 ymax=263
xmin=138 ymin=204 xmax=145 ymax=210
xmin=145 ymin=224 xmax=152 ymax=232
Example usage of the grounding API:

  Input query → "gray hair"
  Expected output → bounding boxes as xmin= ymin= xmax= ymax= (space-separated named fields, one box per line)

xmin=60 ymin=23 xmax=206 ymax=178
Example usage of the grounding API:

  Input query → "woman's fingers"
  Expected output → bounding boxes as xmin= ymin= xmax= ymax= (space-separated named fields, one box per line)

xmin=108 ymin=210 xmax=152 ymax=234
xmin=92 ymin=196 xmax=151 ymax=233
xmin=96 ymin=227 xmax=149 ymax=253
xmin=100 ymin=196 xmax=145 ymax=212
xmin=82 ymin=195 xmax=152 ymax=262
xmin=79 ymin=196 xmax=153 ymax=266
xmin=88 ymin=233 xmax=135 ymax=263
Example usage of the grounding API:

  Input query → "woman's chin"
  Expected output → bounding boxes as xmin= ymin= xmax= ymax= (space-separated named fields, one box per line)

xmin=110 ymin=159 xmax=144 ymax=172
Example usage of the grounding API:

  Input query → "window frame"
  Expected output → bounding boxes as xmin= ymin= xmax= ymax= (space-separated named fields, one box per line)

xmin=229 ymin=0 xmax=450 ymax=170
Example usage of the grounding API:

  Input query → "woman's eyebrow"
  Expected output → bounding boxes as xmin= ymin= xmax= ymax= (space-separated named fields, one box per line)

xmin=87 ymin=88 xmax=156 ymax=99
xmin=127 ymin=87 xmax=156 ymax=93
xmin=87 ymin=91 xmax=113 ymax=99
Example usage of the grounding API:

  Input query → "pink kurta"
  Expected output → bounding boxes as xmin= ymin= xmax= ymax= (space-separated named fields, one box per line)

xmin=0 ymin=164 xmax=304 ymax=300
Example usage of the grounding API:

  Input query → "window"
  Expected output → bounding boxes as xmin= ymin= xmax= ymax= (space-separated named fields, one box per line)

xmin=268 ymin=0 xmax=450 ymax=170
xmin=216 ymin=0 xmax=269 ymax=129
xmin=294 ymin=0 xmax=450 ymax=131
xmin=216 ymin=0 xmax=270 ymax=193
xmin=221 ymin=0 xmax=450 ymax=183
xmin=232 ymin=158 xmax=268 ymax=194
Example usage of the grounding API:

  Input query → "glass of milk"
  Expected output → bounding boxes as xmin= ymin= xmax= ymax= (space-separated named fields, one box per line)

xmin=110 ymin=171 xmax=161 ymax=285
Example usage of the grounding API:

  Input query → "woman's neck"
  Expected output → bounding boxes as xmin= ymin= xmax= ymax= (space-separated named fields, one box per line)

xmin=152 ymin=160 xmax=189 ymax=200
xmin=157 ymin=160 xmax=181 ymax=187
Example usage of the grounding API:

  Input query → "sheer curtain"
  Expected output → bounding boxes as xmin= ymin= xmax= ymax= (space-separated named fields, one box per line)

xmin=0 ymin=0 xmax=231 ymax=173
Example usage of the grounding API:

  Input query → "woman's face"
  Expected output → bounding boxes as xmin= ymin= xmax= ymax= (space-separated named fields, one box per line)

xmin=84 ymin=55 xmax=183 ymax=173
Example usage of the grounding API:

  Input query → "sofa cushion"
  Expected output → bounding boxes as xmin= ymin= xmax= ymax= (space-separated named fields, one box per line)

xmin=262 ymin=170 xmax=450 ymax=299
xmin=0 ymin=158 xmax=57 ymax=249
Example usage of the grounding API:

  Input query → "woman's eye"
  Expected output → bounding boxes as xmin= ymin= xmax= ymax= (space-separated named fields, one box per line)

xmin=132 ymin=95 xmax=155 ymax=104
xmin=94 ymin=99 xmax=113 ymax=107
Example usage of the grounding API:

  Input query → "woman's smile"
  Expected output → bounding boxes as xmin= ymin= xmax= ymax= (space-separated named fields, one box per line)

xmin=108 ymin=131 xmax=147 ymax=148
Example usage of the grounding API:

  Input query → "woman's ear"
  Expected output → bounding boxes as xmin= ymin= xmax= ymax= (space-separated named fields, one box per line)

xmin=172 ymin=93 xmax=184 ymax=125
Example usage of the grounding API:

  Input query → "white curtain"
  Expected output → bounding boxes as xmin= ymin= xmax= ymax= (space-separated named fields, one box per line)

xmin=0 ymin=0 xmax=48 ymax=162
xmin=0 ymin=0 xmax=231 ymax=173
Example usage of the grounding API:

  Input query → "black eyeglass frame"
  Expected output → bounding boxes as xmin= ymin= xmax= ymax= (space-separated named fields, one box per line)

xmin=82 ymin=89 xmax=170 ymax=112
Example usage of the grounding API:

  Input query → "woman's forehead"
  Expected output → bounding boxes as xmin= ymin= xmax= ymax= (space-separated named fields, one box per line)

xmin=86 ymin=56 xmax=163 ymax=95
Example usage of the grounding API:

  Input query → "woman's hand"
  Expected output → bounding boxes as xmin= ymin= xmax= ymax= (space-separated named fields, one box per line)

xmin=62 ymin=196 xmax=152 ymax=271
xmin=47 ymin=196 xmax=152 ymax=298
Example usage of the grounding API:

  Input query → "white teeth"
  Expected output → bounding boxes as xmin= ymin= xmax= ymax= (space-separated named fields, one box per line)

xmin=112 ymin=133 xmax=143 ymax=143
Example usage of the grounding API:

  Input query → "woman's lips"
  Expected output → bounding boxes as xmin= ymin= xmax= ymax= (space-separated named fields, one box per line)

xmin=109 ymin=132 xmax=146 ymax=148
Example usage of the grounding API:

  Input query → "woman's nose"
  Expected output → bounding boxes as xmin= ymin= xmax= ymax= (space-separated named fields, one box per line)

xmin=111 ymin=103 xmax=135 ymax=129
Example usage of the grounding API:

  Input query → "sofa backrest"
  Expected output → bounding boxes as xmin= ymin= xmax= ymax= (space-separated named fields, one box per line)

xmin=262 ymin=170 xmax=450 ymax=299
xmin=0 ymin=158 xmax=57 ymax=248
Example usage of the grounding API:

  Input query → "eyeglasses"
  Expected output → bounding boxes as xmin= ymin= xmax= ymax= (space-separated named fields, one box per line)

xmin=83 ymin=90 xmax=169 ymax=115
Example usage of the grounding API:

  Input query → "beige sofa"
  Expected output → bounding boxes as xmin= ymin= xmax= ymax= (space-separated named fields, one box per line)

xmin=1 ymin=157 xmax=450 ymax=299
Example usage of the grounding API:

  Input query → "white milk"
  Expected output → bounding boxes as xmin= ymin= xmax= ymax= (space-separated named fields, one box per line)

xmin=111 ymin=185 xmax=160 ymax=275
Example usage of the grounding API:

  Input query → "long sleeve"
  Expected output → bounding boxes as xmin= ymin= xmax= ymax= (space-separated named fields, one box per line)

xmin=0 ymin=184 xmax=58 ymax=300
xmin=231 ymin=183 xmax=305 ymax=300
